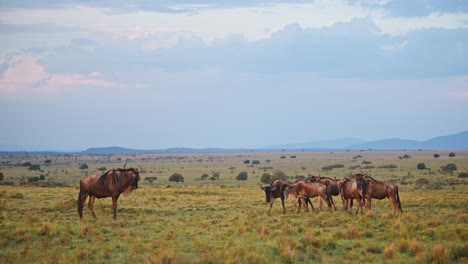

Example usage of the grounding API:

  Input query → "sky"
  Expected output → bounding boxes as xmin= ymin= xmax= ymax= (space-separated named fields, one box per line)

xmin=0 ymin=0 xmax=468 ymax=151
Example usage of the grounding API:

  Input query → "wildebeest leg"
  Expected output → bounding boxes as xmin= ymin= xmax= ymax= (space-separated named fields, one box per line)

xmin=329 ymin=194 xmax=336 ymax=211
xmin=281 ymin=197 xmax=286 ymax=214
xmin=88 ymin=195 xmax=96 ymax=218
xmin=356 ymin=198 xmax=363 ymax=215
xmin=305 ymin=197 xmax=314 ymax=212
xmin=112 ymin=195 xmax=119 ymax=220
xmin=78 ymin=192 xmax=88 ymax=219
xmin=268 ymin=200 xmax=274 ymax=215
xmin=324 ymin=194 xmax=333 ymax=212
xmin=388 ymin=196 xmax=398 ymax=215
xmin=348 ymin=199 xmax=353 ymax=215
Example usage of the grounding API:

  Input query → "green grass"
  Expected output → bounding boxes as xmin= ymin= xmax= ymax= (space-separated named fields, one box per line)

xmin=0 ymin=151 xmax=467 ymax=263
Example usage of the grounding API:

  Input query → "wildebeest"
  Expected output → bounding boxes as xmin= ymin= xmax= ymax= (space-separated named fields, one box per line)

xmin=351 ymin=173 xmax=403 ymax=215
xmin=261 ymin=179 xmax=313 ymax=215
xmin=309 ymin=175 xmax=340 ymax=211
xmin=78 ymin=164 xmax=142 ymax=219
xmin=337 ymin=178 xmax=364 ymax=215
xmin=284 ymin=181 xmax=332 ymax=213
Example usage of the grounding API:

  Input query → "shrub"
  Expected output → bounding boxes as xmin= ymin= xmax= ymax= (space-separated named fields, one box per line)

xmin=416 ymin=178 xmax=430 ymax=185
xmin=458 ymin=172 xmax=468 ymax=178
xmin=169 ymin=173 xmax=184 ymax=183
xmin=433 ymin=154 xmax=440 ymax=158
xmin=260 ymin=173 xmax=272 ymax=184
xmin=322 ymin=164 xmax=344 ymax=171
xmin=236 ymin=172 xmax=248 ymax=181
xmin=417 ymin=163 xmax=427 ymax=170
xmin=431 ymin=244 xmax=449 ymax=264
xmin=448 ymin=152 xmax=455 ymax=157
xmin=440 ymin=164 xmax=457 ymax=173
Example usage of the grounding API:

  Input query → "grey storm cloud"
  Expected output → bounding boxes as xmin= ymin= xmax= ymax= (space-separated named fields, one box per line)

xmin=39 ymin=18 xmax=468 ymax=80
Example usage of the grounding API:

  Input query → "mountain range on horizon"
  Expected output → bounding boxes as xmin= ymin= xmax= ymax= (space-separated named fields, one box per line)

xmin=1 ymin=130 xmax=467 ymax=154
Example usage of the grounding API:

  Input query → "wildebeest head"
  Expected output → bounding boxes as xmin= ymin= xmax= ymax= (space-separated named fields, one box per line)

xmin=262 ymin=185 xmax=273 ymax=203
xmin=261 ymin=180 xmax=285 ymax=203
xmin=350 ymin=173 xmax=367 ymax=195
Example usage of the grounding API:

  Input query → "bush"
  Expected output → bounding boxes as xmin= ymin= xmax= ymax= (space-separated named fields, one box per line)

xmin=417 ymin=163 xmax=427 ymax=170
xmin=260 ymin=173 xmax=272 ymax=184
xmin=169 ymin=173 xmax=184 ymax=183
xmin=448 ymin=152 xmax=456 ymax=157
xmin=433 ymin=154 xmax=440 ymax=158
xmin=457 ymin=172 xmax=468 ymax=178
xmin=441 ymin=164 xmax=457 ymax=173
xmin=416 ymin=178 xmax=430 ymax=185
xmin=322 ymin=164 xmax=345 ymax=171
xmin=236 ymin=172 xmax=248 ymax=181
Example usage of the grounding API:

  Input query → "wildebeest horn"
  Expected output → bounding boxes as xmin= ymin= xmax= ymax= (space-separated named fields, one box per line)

xmin=123 ymin=163 xmax=127 ymax=169
xmin=138 ymin=165 xmax=142 ymax=173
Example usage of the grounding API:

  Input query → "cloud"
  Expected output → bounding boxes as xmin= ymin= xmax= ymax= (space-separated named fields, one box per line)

xmin=31 ymin=18 xmax=468 ymax=81
xmin=380 ymin=0 xmax=468 ymax=17
xmin=0 ymin=56 xmax=124 ymax=93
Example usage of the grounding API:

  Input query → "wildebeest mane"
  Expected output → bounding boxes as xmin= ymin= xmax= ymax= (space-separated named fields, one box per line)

xmin=97 ymin=168 xmax=138 ymax=192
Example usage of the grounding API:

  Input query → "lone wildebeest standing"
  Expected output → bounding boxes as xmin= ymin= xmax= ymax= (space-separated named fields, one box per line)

xmin=352 ymin=173 xmax=403 ymax=215
xmin=337 ymin=178 xmax=364 ymax=215
xmin=309 ymin=175 xmax=340 ymax=211
xmin=78 ymin=164 xmax=141 ymax=219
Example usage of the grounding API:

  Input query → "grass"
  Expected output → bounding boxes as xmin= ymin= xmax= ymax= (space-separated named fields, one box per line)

xmin=0 ymin=151 xmax=467 ymax=263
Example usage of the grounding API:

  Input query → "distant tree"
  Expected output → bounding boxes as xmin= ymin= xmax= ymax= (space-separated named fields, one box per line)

xmin=417 ymin=163 xmax=427 ymax=170
xmin=97 ymin=167 xmax=107 ymax=173
xmin=44 ymin=159 xmax=52 ymax=165
xmin=272 ymin=170 xmax=287 ymax=180
xmin=79 ymin=164 xmax=89 ymax=170
xmin=449 ymin=152 xmax=456 ymax=157
xmin=28 ymin=164 xmax=41 ymax=172
xmin=0 ymin=172 xmax=4 ymax=181
xmin=260 ymin=173 xmax=272 ymax=184
xmin=22 ymin=162 xmax=31 ymax=167
xmin=209 ymin=176 xmax=217 ymax=186
xmin=441 ymin=164 xmax=457 ymax=174
xmin=200 ymin=173 xmax=209 ymax=181
xmin=433 ymin=154 xmax=440 ymax=158
xmin=252 ymin=160 xmax=260 ymax=165
xmin=144 ymin=176 xmax=158 ymax=185
xmin=169 ymin=173 xmax=184 ymax=184
xmin=290 ymin=155 xmax=296 ymax=159
xmin=243 ymin=160 xmax=250 ymax=164
xmin=236 ymin=172 xmax=248 ymax=182
xmin=458 ymin=172 xmax=468 ymax=178
xmin=402 ymin=154 xmax=411 ymax=160
xmin=280 ymin=156 xmax=287 ymax=159
xmin=209 ymin=172 xmax=218 ymax=180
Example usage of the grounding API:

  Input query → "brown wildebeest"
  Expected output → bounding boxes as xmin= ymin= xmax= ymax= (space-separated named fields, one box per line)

xmin=78 ymin=164 xmax=142 ymax=219
xmin=309 ymin=175 xmax=340 ymax=211
xmin=261 ymin=179 xmax=313 ymax=215
xmin=337 ymin=178 xmax=364 ymax=215
xmin=284 ymin=181 xmax=332 ymax=213
xmin=352 ymin=173 xmax=403 ymax=215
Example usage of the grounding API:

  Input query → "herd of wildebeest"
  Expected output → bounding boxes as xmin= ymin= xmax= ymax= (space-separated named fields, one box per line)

xmin=77 ymin=163 xmax=402 ymax=220
xmin=261 ymin=174 xmax=402 ymax=216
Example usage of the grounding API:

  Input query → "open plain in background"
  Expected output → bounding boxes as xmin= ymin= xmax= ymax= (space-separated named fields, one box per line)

xmin=0 ymin=151 xmax=467 ymax=263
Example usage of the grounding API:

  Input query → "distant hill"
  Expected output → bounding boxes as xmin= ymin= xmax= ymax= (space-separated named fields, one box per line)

xmin=347 ymin=130 xmax=468 ymax=150
xmin=265 ymin=138 xmax=364 ymax=150
xmin=1 ymin=130 xmax=467 ymax=155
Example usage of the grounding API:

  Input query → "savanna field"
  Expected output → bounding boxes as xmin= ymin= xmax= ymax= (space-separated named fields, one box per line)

xmin=0 ymin=151 xmax=467 ymax=263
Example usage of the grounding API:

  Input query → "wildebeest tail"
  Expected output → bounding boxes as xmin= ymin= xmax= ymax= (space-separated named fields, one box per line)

xmin=396 ymin=187 xmax=403 ymax=213
xmin=77 ymin=188 xmax=83 ymax=218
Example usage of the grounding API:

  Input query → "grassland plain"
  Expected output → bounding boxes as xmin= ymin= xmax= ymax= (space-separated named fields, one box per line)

xmin=0 ymin=151 xmax=467 ymax=263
